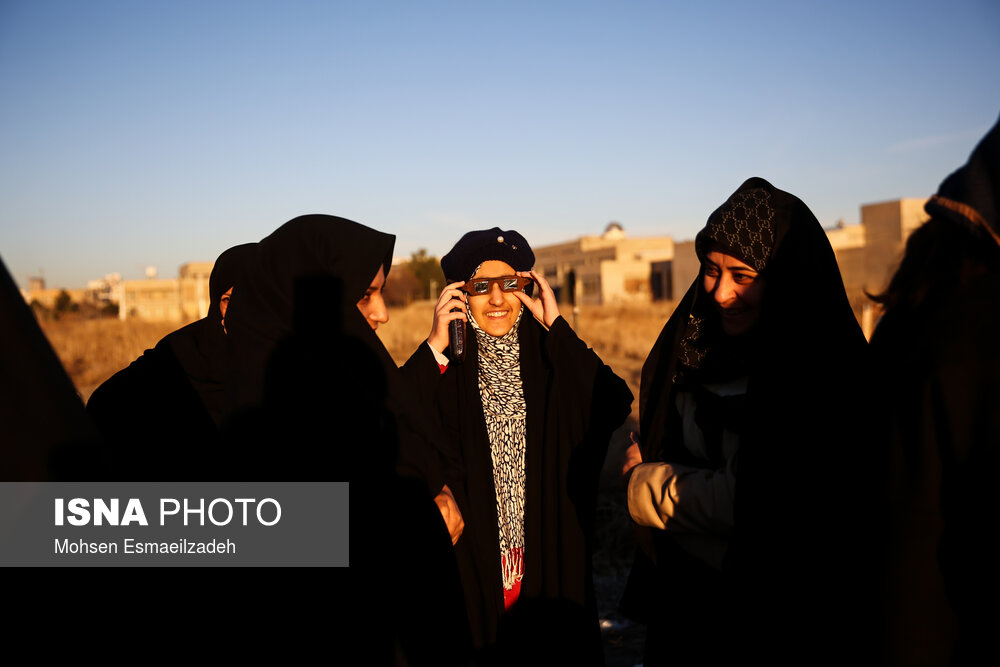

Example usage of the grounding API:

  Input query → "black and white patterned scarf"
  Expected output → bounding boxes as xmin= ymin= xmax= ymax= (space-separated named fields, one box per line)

xmin=468 ymin=297 xmax=527 ymax=593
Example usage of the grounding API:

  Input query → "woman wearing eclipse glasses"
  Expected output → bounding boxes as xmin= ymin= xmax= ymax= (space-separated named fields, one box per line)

xmin=402 ymin=227 xmax=633 ymax=661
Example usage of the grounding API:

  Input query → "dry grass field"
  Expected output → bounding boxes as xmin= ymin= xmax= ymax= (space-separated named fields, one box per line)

xmin=39 ymin=301 xmax=676 ymax=413
xmin=39 ymin=317 xmax=179 ymax=403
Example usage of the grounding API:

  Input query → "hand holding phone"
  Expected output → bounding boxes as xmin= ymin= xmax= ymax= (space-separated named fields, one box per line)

xmin=428 ymin=281 xmax=468 ymax=358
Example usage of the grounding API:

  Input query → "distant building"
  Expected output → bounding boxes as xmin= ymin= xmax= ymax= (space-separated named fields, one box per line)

xmin=21 ymin=275 xmax=87 ymax=309
xmin=178 ymin=261 xmax=213 ymax=321
xmin=828 ymin=198 xmax=928 ymax=337
xmin=24 ymin=285 xmax=88 ymax=310
xmin=21 ymin=263 xmax=213 ymax=322
xmin=533 ymin=222 xmax=675 ymax=305
xmin=85 ymin=273 xmax=122 ymax=305
xmin=119 ymin=261 xmax=213 ymax=322
xmin=120 ymin=277 xmax=182 ymax=321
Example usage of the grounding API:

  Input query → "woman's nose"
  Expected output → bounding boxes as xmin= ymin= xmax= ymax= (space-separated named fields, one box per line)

xmin=371 ymin=295 xmax=389 ymax=324
xmin=489 ymin=282 xmax=505 ymax=305
xmin=713 ymin=274 xmax=736 ymax=305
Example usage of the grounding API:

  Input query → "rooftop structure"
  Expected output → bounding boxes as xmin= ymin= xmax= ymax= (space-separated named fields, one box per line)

xmin=533 ymin=222 xmax=674 ymax=305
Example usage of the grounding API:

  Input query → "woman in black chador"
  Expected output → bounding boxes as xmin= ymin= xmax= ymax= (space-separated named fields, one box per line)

xmin=621 ymin=178 xmax=871 ymax=664
xmin=86 ymin=242 xmax=256 ymax=479
xmin=220 ymin=214 xmax=471 ymax=665
xmin=220 ymin=215 xmax=459 ymax=492
xmin=870 ymin=115 xmax=1000 ymax=665
xmin=403 ymin=228 xmax=633 ymax=663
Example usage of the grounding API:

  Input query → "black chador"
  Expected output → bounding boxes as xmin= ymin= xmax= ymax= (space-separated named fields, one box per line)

xmin=870 ymin=115 xmax=1000 ymax=665
xmin=403 ymin=228 xmax=632 ymax=661
xmin=622 ymin=178 xmax=873 ymax=664
xmin=86 ymin=243 xmax=256 ymax=479
xmin=219 ymin=214 xmax=472 ymax=666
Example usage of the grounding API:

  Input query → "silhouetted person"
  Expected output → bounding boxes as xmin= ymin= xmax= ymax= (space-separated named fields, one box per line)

xmin=219 ymin=214 xmax=472 ymax=665
xmin=402 ymin=228 xmax=633 ymax=663
xmin=870 ymin=114 xmax=1000 ymax=665
xmin=1 ymin=253 xmax=103 ymax=480
xmin=621 ymin=178 xmax=872 ymax=665
xmin=85 ymin=242 xmax=257 ymax=479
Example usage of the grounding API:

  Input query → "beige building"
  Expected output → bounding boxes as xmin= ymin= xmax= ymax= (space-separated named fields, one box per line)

xmin=120 ymin=261 xmax=214 ymax=322
xmin=23 ymin=285 xmax=88 ymax=310
xmin=23 ymin=273 xmax=124 ymax=312
xmin=827 ymin=198 xmax=928 ymax=336
xmin=86 ymin=273 xmax=123 ymax=306
xmin=533 ymin=223 xmax=675 ymax=305
xmin=22 ymin=262 xmax=214 ymax=322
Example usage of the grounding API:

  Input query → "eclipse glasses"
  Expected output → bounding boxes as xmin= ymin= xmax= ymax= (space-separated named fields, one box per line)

xmin=463 ymin=275 xmax=534 ymax=297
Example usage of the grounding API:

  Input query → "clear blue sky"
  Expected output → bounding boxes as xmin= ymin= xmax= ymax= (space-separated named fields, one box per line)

xmin=1 ymin=0 xmax=998 ymax=289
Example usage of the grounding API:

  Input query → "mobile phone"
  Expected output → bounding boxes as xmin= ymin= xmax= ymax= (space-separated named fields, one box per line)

xmin=448 ymin=308 xmax=466 ymax=363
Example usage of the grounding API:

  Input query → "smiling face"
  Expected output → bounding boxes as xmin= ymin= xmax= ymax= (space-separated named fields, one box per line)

xmin=701 ymin=246 xmax=766 ymax=336
xmin=467 ymin=260 xmax=523 ymax=337
xmin=357 ymin=264 xmax=389 ymax=331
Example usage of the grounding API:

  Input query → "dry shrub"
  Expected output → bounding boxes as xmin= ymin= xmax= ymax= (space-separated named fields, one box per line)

xmin=38 ymin=318 xmax=179 ymax=403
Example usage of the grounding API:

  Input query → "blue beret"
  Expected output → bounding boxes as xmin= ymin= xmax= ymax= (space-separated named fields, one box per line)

xmin=440 ymin=227 xmax=535 ymax=282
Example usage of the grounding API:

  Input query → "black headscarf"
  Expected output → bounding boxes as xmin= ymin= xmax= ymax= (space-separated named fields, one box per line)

xmin=210 ymin=243 xmax=255 ymax=313
xmin=164 ymin=242 xmax=257 ymax=427
xmin=224 ymin=214 xmax=393 ymax=406
xmin=221 ymin=214 xmax=453 ymax=487
xmin=925 ymin=113 xmax=1000 ymax=244
xmin=639 ymin=177 xmax=863 ymax=460
xmin=85 ymin=242 xmax=259 ymax=478
xmin=629 ymin=177 xmax=869 ymax=661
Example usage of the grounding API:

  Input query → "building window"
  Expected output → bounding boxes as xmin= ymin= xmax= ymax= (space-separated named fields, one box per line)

xmin=625 ymin=278 xmax=648 ymax=294
xmin=650 ymin=261 xmax=673 ymax=301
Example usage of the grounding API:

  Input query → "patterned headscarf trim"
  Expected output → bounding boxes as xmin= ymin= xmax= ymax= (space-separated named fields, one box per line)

xmin=677 ymin=186 xmax=777 ymax=383
xmin=695 ymin=187 xmax=776 ymax=271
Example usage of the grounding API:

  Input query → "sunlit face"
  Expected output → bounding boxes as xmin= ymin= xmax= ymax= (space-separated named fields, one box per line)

xmin=357 ymin=265 xmax=389 ymax=331
xmin=702 ymin=247 xmax=766 ymax=336
xmin=219 ymin=287 xmax=233 ymax=334
xmin=467 ymin=260 xmax=523 ymax=337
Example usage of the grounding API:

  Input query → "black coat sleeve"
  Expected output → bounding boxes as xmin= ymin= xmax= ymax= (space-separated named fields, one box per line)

xmin=540 ymin=316 xmax=633 ymax=507
xmin=395 ymin=342 xmax=464 ymax=495
xmin=542 ymin=316 xmax=633 ymax=435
